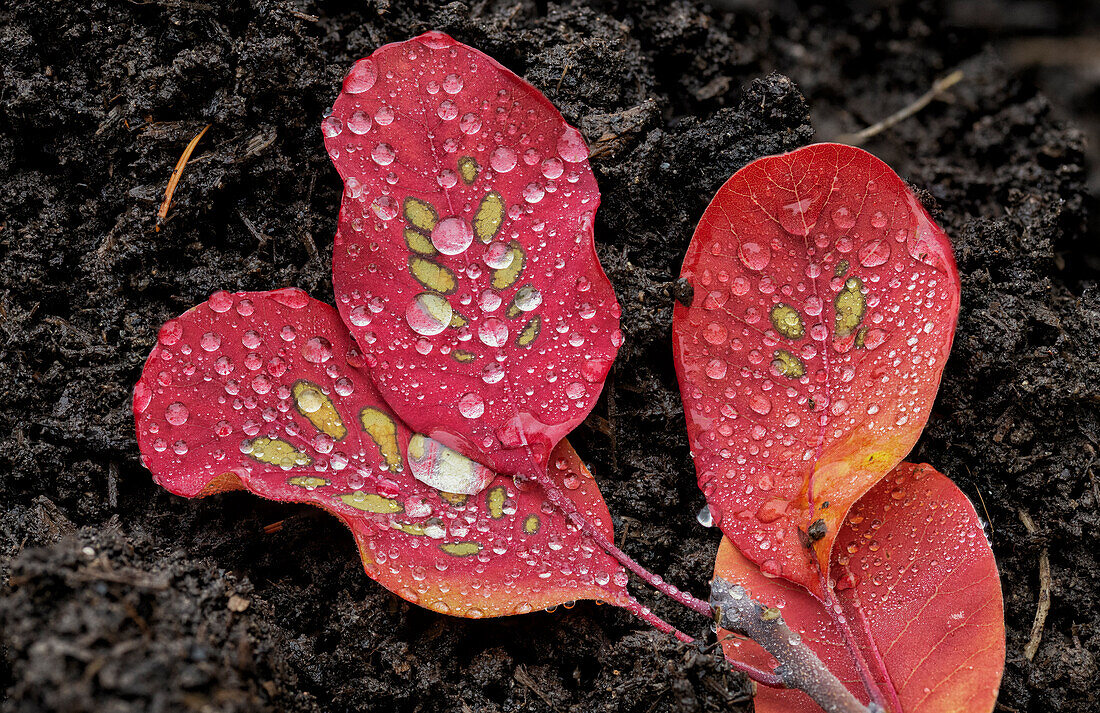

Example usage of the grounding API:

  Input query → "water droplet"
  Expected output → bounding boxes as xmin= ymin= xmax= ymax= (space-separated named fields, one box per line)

xmin=489 ymin=146 xmax=517 ymax=173
xmin=738 ymin=241 xmax=771 ymax=271
xmin=459 ymin=113 xmax=482 ymax=135
xmin=347 ymin=110 xmax=372 ymax=134
xmin=705 ymin=359 xmax=727 ymax=380
xmin=484 ymin=243 xmax=514 ymax=269
xmin=431 ymin=217 xmax=473 ymax=255
xmin=478 ymin=317 xmax=509 ymax=347
xmin=321 ymin=115 xmax=343 ymax=138
xmin=372 ymin=195 xmax=399 ymax=220
xmin=523 ymin=183 xmax=545 ymax=203
xmin=165 ymin=402 xmax=189 ymax=426
xmin=458 ymin=392 xmax=485 ymax=419
xmin=557 ymin=126 xmax=589 ymax=163
xmin=442 ymin=73 xmax=463 ymax=94
xmin=541 ymin=157 xmax=564 ymax=179
xmin=200 ymin=332 xmax=221 ymax=352
xmin=697 ymin=505 xmax=714 ymax=527
xmin=833 ymin=205 xmax=856 ymax=230
xmin=406 ymin=293 xmax=453 ymax=336
xmin=371 ymin=143 xmax=395 ymax=165
xmin=482 ymin=362 xmax=504 ymax=384
xmin=703 ymin=322 xmax=728 ymax=345
xmin=301 ymin=337 xmax=333 ymax=363
xmin=858 ymin=238 xmax=891 ymax=267
xmin=374 ymin=105 xmax=395 ymax=126
xmin=133 ymin=382 xmax=152 ymax=414
xmin=270 ymin=287 xmax=310 ymax=309
xmin=208 ymin=291 xmax=234 ymax=313
xmin=749 ymin=393 xmax=772 ymax=415
xmin=343 ymin=58 xmax=377 ymax=94
xmin=512 ymin=286 xmax=542 ymax=312
xmin=478 ymin=289 xmax=502 ymax=313
xmin=565 ymin=382 xmax=586 ymax=400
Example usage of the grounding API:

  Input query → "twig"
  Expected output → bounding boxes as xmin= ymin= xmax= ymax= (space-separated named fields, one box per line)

xmin=710 ymin=578 xmax=873 ymax=713
xmin=1018 ymin=510 xmax=1051 ymax=661
xmin=156 ymin=123 xmax=211 ymax=231
xmin=837 ymin=70 xmax=964 ymax=145
xmin=514 ymin=664 xmax=560 ymax=712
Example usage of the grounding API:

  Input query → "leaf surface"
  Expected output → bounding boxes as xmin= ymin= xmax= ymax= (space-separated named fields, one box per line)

xmin=714 ymin=463 xmax=1004 ymax=713
xmin=672 ymin=143 xmax=960 ymax=593
xmin=134 ymin=289 xmax=629 ymax=616
xmin=325 ymin=32 xmax=621 ymax=477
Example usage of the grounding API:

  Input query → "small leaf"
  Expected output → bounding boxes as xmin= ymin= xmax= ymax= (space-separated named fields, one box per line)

xmin=713 ymin=463 xmax=1005 ymax=713
xmin=325 ymin=32 xmax=622 ymax=478
xmin=672 ymin=143 xmax=960 ymax=593
xmin=134 ymin=290 xmax=629 ymax=617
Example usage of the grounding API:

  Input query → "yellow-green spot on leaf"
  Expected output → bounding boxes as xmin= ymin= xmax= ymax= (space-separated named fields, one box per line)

xmin=359 ymin=407 xmax=403 ymax=472
xmin=393 ymin=521 xmax=427 ymax=536
xmin=523 ymin=515 xmax=540 ymax=535
xmin=404 ymin=227 xmax=436 ymax=256
xmin=516 ymin=316 xmax=541 ymax=347
xmin=452 ymin=350 xmax=476 ymax=363
xmin=490 ymin=241 xmax=525 ymax=290
xmin=293 ymin=381 xmax=347 ymax=440
xmin=458 ymin=156 xmax=479 ymax=184
xmin=487 ymin=485 xmax=507 ymax=519
xmin=246 ymin=437 xmax=312 ymax=467
xmin=403 ymin=197 xmax=438 ymax=232
xmin=440 ymin=541 xmax=482 ymax=557
xmin=855 ymin=326 xmax=868 ymax=348
xmin=834 ymin=277 xmax=866 ymax=338
xmin=772 ymin=349 xmax=806 ymax=379
xmin=450 ymin=310 xmax=468 ymax=328
xmin=770 ymin=303 xmax=805 ymax=340
xmin=409 ymin=256 xmax=457 ymax=294
xmin=440 ymin=491 xmax=469 ymax=507
xmin=288 ymin=475 xmax=329 ymax=489
xmin=835 ymin=259 xmax=850 ymax=277
xmin=338 ymin=491 xmax=403 ymax=513
xmin=473 ymin=191 xmax=504 ymax=244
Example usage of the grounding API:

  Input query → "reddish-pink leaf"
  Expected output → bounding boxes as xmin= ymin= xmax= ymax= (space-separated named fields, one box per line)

xmin=134 ymin=289 xmax=630 ymax=616
xmin=672 ymin=143 xmax=960 ymax=594
xmin=324 ymin=32 xmax=621 ymax=478
xmin=713 ymin=463 xmax=1005 ymax=713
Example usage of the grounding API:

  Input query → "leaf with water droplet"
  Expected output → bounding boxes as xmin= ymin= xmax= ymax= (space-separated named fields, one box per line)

xmin=325 ymin=32 xmax=621 ymax=478
xmin=672 ymin=143 xmax=960 ymax=594
xmin=134 ymin=290 xmax=630 ymax=618
xmin=713 ymin=463 xmax=1004 ymax=713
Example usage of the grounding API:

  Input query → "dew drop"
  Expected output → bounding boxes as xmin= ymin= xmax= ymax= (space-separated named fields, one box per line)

xmin=347 ymin=110 xmax=372 ymax=134
xmin=321 ymin=115 xmax=343 ymax=138
xmin=200 ymin=332 xmax=221 ymax=352
xmin=858 ymin=238 xmax=891 ymax=267
xmin=405 ymin=293 xmax=453 ymax=336
xmin=738 ymin=241 xmax=771 ymax=271
xmin=208 ymin=291 xmax=234 ymax=313
xmin=478 ymin=317 xmax=509 ymax=347
xmin=301 ymin=337 xmax=333 ymax=363
xmin=343 ymin=58 xmax=377 ymax=94
xmin=557 ymin=126 xmax=589 ymax=163
xmin=458 ymin=392 xmax=485 ymax=419
xmin=489 ymin=146 xmax=518 ymax=173
xmin=431 ymin=217 xmax=473 ymax=255
xmin=165 ymin=402 xmax=189 ymax=426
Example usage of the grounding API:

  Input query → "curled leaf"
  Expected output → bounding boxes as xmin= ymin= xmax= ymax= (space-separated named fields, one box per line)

xmin=134 ymin=290 xmax=629 ymax=617
xmin=713 ymin=463 xmax=1005 ymax=713
xmin=325 ymin=32 xmax=621 ymax=478
xmin=673 ymin=143 xmax=960 ymax=593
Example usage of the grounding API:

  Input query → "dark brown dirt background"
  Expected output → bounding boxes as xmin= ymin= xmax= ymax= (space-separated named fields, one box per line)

xmin=2 ymin=1 xmax=1098 ymax=711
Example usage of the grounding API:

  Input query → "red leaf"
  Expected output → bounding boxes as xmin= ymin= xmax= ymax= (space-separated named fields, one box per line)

xmin=325 ymin=32 xmax=621 ymax=477
xmin=134 ymin=289 xmax=630 ymax=616
xmin=672 ymin=143 xmax=960 ymax=594
xmin=714 ymin=463 xmax=1005 ymax=713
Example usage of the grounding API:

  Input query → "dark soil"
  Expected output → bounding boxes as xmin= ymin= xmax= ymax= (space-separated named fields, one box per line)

xmin=1 ymin=1 xmax=1097 ymax=711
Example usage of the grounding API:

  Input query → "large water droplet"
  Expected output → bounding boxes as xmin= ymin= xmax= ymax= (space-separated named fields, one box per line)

xmin=458 ymin=392 xmax=485 ymax=419
xmin=489 ymin=146 xmax=517 ymax=173
xmin=484 ymin=243 xmax=514 ymax=269
xmin=858 ymin=238 xmax=891 ymax=267
xmin=321 ymin=115 xmax=343 ymax=138
xmin=557 ymin=126 xmax=589 ymax=163
xmin=512 ymin=286 xmax=542 ymax=312
xmin=478 ymin=317 xmax=509 ymax=347
xmin=301 ymin=337 xmax=333 ymax=363
xmin=431 ymin=217 xmax=473 ymax=255
xmin=347 ymin=110 xmax=372 ymax=134
xmin=406 ymin=293 xmax=453 ymax=336
xmin=371 ymin=143 xmax=395 ymax=165
xmin=208 ymin=291 xmax=234 ymax=313
xmin=343 ymin=58 xmax=377 ymax=94
xmin=165 ymin=402 xmax=189 ymax=426
xmin=738 ymin=241 xmax=771 ymax=271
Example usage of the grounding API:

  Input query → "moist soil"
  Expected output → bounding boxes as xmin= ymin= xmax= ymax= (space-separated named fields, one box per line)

xmin=1 ymin=1 xmax=1098 ymax=712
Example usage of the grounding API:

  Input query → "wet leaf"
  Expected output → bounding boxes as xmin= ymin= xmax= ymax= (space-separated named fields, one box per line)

xmin=134 ymin=290 xmax=629 ymax=617
xmin=325 ymin=32 xmax=621 ymax=478
xmin=713 ymin=463 xmax=1005 ymax=713
xmin=672 ymin=143 xmax=960 ymax=593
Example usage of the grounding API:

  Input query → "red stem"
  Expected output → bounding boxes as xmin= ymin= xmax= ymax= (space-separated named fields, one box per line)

xmin=528 ymin=467 xmax=712 ymax=617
